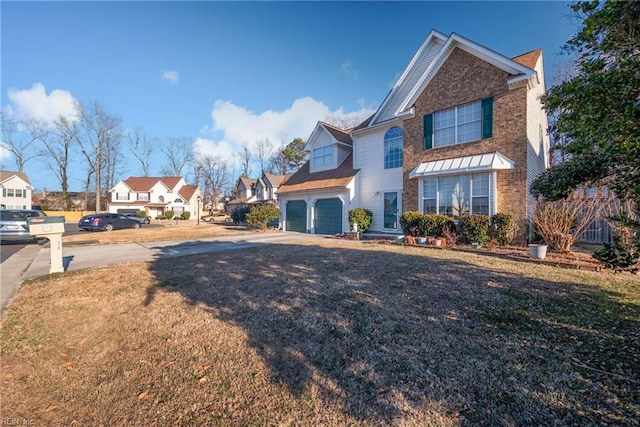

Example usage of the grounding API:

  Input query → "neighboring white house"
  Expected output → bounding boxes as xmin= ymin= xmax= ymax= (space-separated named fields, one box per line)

xmin=0 ymin=171 xmax=33 ymax=210
xmin=108 ymin=176 xmax=201 ymax=219
xmin=278 ymin=30 xmax=550 ymax=241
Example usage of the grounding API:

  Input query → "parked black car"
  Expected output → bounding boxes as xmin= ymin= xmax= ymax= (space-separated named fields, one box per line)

xmin=121 ymin=212 xmax=151 ymax=224
xmin=0 ymin=209 xmax=48 ymax=243
xmin=78 ymin=213 xmax=141 ymax=232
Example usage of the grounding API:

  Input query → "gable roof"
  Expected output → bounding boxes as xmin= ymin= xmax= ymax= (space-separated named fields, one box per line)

xmin=320 ymin=122 xmax=353 ymax=146
xmin=0 ymin=170 xmax=31 ymax=185
xmin=368 ymin=30 xmax=537 ymax=128
xmin=262 ymin=172 xmax=292 ymax=187
xmin=177 ymin=185 xmax=198 ymax=202
xmin=123 ymin=176 xmax=182 ymax=192
xmin=278 ymin=153 xmax=359 ymax=194
xmin=238 ymin=176 xmax=257 ymax=190
xmin=512 ymin=48 xmax=542 ymax=69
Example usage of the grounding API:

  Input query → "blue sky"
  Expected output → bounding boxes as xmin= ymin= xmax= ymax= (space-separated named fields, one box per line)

xmin=1 ymin=1 xmax=576 ymax=192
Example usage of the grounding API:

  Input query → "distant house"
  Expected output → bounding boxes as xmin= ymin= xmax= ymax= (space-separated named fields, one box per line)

xmin=0 ymin=171 xmax=32 ymax=210
xmin=108 ymin=176 xmax=201 ymax=219
xmin=228 ymin=172 xmax=291 ymax=216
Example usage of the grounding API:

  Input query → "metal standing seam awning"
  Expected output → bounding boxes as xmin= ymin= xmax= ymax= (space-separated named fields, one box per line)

xmin=408 ymin=152 xmax=515 ymax=179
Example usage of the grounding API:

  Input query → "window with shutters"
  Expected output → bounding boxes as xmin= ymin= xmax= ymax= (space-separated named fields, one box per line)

xmin=424 ymin=97 xmax=493 ymax=149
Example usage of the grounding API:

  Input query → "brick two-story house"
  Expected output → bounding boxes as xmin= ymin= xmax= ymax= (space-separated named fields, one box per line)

xmin=278 ymin=30 xmax=549 ymax=240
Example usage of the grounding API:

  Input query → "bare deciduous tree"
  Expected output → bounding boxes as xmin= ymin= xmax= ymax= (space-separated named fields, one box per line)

xmin=40 ymin=116 xmax=78 ymax=210
xmin=0 ymin=112 xmax=45 ymax=172
xmin=255 ymin=138 xmax=273 ymax=173
xmin=235 ymin=142 xmax=252 ymax=177
xmin=77 ymin=102 xmax=122 ymax=212
xmin=195 ymin=153 xmax=229 ymax=213
xmin=160 ymin=136 xmax=194 ymax=178
xmin=127 ymin=128 xmax=156 ymax=176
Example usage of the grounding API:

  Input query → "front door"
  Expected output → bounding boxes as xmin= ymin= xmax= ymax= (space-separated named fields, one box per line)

xmin=383 ymin=191 xmax=400 ymax=231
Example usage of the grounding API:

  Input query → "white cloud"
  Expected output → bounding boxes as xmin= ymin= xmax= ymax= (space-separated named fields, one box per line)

xmin=7 ymin=83 xmax=78 ymax=125
xmin=162 ymin=70 xmax=179 ymax=83
xmin=0 ymin=142 xmax=12 ymax=164
xmin=196 ymin=96 xmax=375 ymax=176
xmin=341 ymin=60 xmax=358 ymax=80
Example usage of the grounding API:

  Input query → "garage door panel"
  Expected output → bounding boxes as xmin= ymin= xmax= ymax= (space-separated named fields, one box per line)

xmin=286 ymin=200 xmax=307 ymax=233
xmin=315 ymin=198 xmax=342 ymax=235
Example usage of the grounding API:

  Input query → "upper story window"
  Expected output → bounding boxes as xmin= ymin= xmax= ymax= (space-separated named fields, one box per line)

xmin=424 ymin=97 xmax=493 ymax=149
xmin=313 ymin=145 xmax=333 ymax=168
xmin=137 ymin=192 xmax=150 ymax=201
xmin=3 ymin=188 xmax=24 ymax=197
xmin=384 ymin=127 xmax=404 ymax=169
xmin=158 ymin=195 xmax=165 ymax=203
xmin=116 ymin=192 xmax=129 ymax=201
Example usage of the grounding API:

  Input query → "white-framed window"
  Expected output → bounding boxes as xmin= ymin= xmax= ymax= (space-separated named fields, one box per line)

xmin=384 ymin=127 xmax=403 ymax=169
xmin=313 ymin=145 xmax=333 ymax=167
xmin=434 ymin=101 xmax=482 ymax=147
xmin=137 ymin=192 xmax=150 ymax=201
xmin=421 ymin=173 xmax=490 ymax=217
xmin=6 ymin=189 xmax=15 ymax=197
xmin=116 ymin=193 xmax=129 ymax=201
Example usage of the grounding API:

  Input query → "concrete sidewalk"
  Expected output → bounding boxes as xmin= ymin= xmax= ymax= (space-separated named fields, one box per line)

xmin=1 ymin=231 xmax=323 ymax=316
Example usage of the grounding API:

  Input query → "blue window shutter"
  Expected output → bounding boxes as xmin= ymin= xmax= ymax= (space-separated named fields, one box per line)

xmin=23 ymin=189 xmax=27 ymax=198
xmin=423 ymin=114 xmax=433 ymax=149
xmin=482 ymin=97 xmax=493 ymax=139
xmin=2 ymin=188 xmax=5 ymax=197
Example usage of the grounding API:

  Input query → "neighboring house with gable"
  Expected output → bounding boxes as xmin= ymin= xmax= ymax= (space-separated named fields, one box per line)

xmin=278 ymin=30 xmax=549 ymax=241
xmin=108 ymin=176 xmax=201 ymax=219
xmin=228 ymin=172 xmax=292 ymax=216
xmin=0 ymin=171 xmax=33 ymax=210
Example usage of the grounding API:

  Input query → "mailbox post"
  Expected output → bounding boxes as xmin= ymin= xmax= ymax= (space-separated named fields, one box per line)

xmin=28 ymin=216 xmax=66 ymax=274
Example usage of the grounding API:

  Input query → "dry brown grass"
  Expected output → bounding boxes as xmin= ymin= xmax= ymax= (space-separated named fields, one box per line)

xmin=1 ymin=239 xmax=639 ymax=425
xmin=63 ymin=221 xmax=251 ymax=245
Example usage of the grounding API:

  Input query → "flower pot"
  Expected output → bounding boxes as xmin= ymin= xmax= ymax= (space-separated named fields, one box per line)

xmin=529 ymin=244 xmax=548 ymax=259
xmin=433 ymin=238 xmax=442 ymax=247
xmin=471 ymin=242 xmax=482 ymax=250
xmin=417 ymin=237 xmax=427 ymax=245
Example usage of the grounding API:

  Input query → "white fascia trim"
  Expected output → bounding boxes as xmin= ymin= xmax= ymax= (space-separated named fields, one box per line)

xmin=350 ymin=117 xmax=403 ymax=138
xmin=396 ymin=106 xmax=415 ymax=120
xmin=369 ymin=30 xmax=448 ymax=127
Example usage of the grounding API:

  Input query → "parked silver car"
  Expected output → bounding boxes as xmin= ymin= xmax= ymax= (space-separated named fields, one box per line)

xmin=0 ymin=209 xmax=48 ymax=243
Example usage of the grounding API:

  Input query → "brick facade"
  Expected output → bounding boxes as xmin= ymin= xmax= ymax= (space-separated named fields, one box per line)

xmin=402 ymin=48 xmax=529 ymax=241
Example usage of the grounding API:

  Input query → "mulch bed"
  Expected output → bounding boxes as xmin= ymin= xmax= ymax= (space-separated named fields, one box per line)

xmin=360 ymin=239 xmax=605 ymax=271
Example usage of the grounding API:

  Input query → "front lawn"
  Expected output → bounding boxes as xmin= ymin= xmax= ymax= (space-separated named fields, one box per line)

xmin=1 ymin=239 xmax=638 ymax=425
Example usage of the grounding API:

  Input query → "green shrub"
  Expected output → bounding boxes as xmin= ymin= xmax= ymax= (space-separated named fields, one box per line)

xmin=421 ymin=214 xmax=456 ymax=237
xmin=164 ymin=210 xmax=174 ymax=220
xmin=400 ymin=211 xmax=424 ymax=237
xmin=231 ymin=206 xmax=251 ymax=223
xmin=246 ymin=204 xmax=280 ymax=230
xmin=458 ymin=215 xmax=491 ymax=244
xmin=156 ymin=214 xmax=165 ymax=220
xmin=182 ymin=211 xmax=191 ymax=220
xmin=136 ymin=210 xmax=146 ymax=218
xmin=348 ymin=208 xmax=373 ymax=232
xmin=490 ymin=213 xmax=518 ymax=246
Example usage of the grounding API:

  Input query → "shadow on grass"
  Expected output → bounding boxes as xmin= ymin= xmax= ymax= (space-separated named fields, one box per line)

xmin=144 ymin=241 xmax=640 ymax=425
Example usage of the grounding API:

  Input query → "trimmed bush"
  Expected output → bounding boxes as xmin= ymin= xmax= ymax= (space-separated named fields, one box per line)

xmin=136 ymin=210 xmax=146 ymax=218
xmin=421 ymin=214 xmax=456 ymax=237
xmin=182 ymin=211 xmax=191 ymax=220
xmin=231 ymin=206 xmax=251 ymax=224
xmin=490 ymin=213 xmax=518 ymax=246
xmin=458 ymin=215 xmax=491 ymax=244
xmin=156 ymin=214 xmax=165 ymax=220
xmin=246 ymin=204 xmax=280 ymax=230
xmin=400 ymin=211 xmax=424 ymax=237
xmin=164 ymin=210 xmax=174 ymax=220
xmin=348 ymin=208 xmax=373 ymax=232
